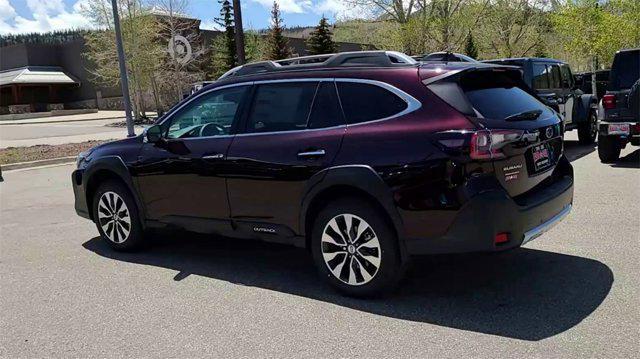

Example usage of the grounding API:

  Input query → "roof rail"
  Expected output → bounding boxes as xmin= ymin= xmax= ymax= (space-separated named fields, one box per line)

xmin=218 ymin=51 xmax=417 ymax=80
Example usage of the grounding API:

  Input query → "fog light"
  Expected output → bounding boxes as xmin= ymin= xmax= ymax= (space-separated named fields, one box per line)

xmin=495 ymin=232 xmax=509 ymax=244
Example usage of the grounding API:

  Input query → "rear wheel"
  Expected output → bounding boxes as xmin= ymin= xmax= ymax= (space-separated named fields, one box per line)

xmin=311 ymin=198 xmax=404 ymax=297
xmin=92 ymin=180 xmax=146 ymax=251
xmin=598 ymin=135 xmax=621 ymax=163
xmin=578 ymin=110 xmax=598 ymax=144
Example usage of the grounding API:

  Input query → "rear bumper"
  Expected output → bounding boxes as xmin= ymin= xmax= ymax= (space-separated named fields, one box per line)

xmin=72 ymin=169 xmax=91 ymax=220
xmin=599 ymin=121 xmax=640 ymax=145
xmin=405 ymin=157 xmax=574 ymax=255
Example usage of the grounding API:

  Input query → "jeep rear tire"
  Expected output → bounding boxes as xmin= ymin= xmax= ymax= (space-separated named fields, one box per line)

xmin=578 ymin=110 xmax=598 ymax=144
xmin=598 ymin=135 xmax=621 ymax=163
xmin=311 ymin=198 xmax=405 ymax=297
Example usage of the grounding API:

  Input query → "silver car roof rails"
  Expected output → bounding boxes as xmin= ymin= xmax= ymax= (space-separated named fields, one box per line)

xmin=218 ymin=51 xmax=417 ymax=80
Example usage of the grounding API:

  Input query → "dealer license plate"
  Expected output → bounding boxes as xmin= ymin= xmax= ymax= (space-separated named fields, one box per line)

xmin=532 ymin=144 xmax=551 ymax=171
xmin=608 ymin=123 xmax=630 ymax=135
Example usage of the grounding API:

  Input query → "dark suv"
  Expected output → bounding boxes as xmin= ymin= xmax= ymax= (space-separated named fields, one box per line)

xmin=597 ymin=48 xmax=640 ymax=163
xmin=484 ymin=58 xmax=599 ymax=144
xmin=72 ymin=51 xmax=574 ymax=296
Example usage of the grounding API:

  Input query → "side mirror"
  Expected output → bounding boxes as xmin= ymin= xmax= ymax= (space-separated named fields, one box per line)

xmin=145 ymin=124 xmax=163 ymax=143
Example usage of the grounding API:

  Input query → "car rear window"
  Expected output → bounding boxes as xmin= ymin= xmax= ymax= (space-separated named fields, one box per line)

xmin=460 ymin=72 xmax=553 ymax=121
xmin=609 ymin=50 xmax=640 ymax=90
xmin=337 ymin=82 xmax=408 ymax=124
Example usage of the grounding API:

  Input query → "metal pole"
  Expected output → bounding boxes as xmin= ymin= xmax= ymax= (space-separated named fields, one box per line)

xmin=110 ymin=0 xmax=135 ymax=137
xmin=232 ymin=0 xmax=246 ymax=65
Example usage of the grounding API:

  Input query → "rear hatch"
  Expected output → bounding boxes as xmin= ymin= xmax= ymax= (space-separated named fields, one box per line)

xmin=603 ymin=49 xmax=639 ymax=121
xmin=423 ymin=65 xmax=564 ymax=197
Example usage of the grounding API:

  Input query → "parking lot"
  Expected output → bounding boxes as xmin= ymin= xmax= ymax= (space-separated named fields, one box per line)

xmin=0 ymin=132 xmax=638 ymax=357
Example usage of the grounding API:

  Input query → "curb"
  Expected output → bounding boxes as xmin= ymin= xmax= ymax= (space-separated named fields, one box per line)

xmin=0 ymin=116 xmax=127 ymax=126
xmin=2 ymin=156 xmax=76 ymax=171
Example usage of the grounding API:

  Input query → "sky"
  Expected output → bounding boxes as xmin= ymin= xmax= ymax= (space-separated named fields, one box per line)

xmin=0 ymin=0 xmax=356 ymax=35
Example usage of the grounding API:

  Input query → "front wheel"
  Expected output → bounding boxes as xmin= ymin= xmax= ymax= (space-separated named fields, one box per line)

xmin=92 ymin=180 xmax=146 ymax=251
xmin=311 ymin=198 xmax=405 ymax=297
xmin=578 ymin=110 xmax=598 ymax=144
xmin=598 ymin=135 xmax=621 ymax=163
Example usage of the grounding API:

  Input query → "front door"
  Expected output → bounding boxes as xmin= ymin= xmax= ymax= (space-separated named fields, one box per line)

xmin=225 ymin=80 xmax=345 ymax=233
xmin=133 ymin=85 xmax=250 ymax=226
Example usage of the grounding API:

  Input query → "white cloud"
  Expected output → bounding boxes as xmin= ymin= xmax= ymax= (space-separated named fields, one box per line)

xmin=0 ymin=0 xmax=93 ymax=35
xmin=249 ymin=0 xmax=364 ymax=20
xmin=199 ymin=19 xmax=221 ymax=31
xmin=251 ymin=0 xmax=312 ymax=14
xmin=312 ymin=0 xmax=371 ymax=20
xmin=0 ymin=0 xmax=17 ymax=21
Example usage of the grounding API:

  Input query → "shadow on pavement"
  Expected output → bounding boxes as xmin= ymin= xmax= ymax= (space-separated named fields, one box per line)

xmin=564 ymin=140 xmax=596 ymax=162
xmin=610 ymin=149 xmax=639 ymax=169
xmin=83 ymin=234 xmax=613 ymax=341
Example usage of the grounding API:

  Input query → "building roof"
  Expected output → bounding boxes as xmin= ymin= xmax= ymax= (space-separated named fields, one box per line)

xmin=0 ymin=66 xmax=79 ymax=86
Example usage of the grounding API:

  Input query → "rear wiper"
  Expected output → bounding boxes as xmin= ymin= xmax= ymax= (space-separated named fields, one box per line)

xmin=504 ymin=109 xmax=543 ymax=121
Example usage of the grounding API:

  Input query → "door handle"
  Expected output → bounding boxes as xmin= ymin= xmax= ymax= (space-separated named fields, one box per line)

xmin=297 ymin=149 xmax=326 ymax=158
xmin=202 ymin=153 xmax=224 ymax=160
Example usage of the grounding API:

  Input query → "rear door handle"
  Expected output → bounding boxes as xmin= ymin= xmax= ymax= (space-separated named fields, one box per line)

xmin=297 ymin=149 xmax=326 ymax=158
xmin=202 ymin=153 xmax=224 ymax=160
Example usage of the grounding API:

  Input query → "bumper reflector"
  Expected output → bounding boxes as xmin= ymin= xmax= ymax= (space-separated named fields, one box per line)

xmin=495 ymin=232 xmax=510 ymax=244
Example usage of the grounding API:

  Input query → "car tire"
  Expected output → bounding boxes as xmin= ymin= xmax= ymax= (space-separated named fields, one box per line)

xmin=598 ymin=135 xmax=621 ymax=163
xmin=311 ymin=198 xmax=405 ymax=297
xmin=92 ymin=180 xmax=146 ymax=251
xmin=578 ymin=110 xmax=598 ymax=144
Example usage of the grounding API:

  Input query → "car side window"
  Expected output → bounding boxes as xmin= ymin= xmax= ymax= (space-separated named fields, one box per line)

xmin=307 ymin=82 xmax=345 ymax=129
xmin=549 ymin=65 xmax=562 ymax=89
xmin=560 ymin=65 xmax=574 ymax=89
xmin=336 ymin=82 xmax=408 ymax=124
xmin=245 ymin=82 xmax=318 ymax=133
xmin=166 ymin=86 xmax=248 ymax=139
xmin=532 ymin=63 xmax=549 ymax=90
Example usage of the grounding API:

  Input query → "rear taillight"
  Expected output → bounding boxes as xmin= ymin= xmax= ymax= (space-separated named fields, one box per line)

xmin=470 ymin=129 xmax=524 ymax=160
xmin=603 ymin=94 xmax=616 ymax=110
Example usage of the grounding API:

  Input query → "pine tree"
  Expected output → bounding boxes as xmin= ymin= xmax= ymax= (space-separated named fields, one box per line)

xmin=266 ymin=1 xmax=292 ymax=60
xmin=464 ymin=31 xmax=478 ymax=60
xmin=215 ymin=0 xmax=236 ymax=70
xmin=306 ymin=16 xmax=337 ymax=55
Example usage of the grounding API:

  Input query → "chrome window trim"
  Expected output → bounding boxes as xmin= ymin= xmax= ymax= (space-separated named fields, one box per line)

xmin=158 ymin=77 xmax=422 ymax=140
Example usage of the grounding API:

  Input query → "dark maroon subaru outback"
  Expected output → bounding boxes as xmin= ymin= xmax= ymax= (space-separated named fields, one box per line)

xmin=72 ymin=51 xmax=573 ymax=296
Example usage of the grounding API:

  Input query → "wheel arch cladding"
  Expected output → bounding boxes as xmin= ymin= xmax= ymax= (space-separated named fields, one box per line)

xmin=575 ymin=94 xmax=597 ymax=122
xmin=300 ymin=166 xmax=406 ymax=254
xmin=84 ymin=157 xmax=143 ymax=224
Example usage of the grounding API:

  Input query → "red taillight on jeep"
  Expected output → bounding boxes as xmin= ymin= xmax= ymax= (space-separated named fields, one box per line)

xmin=603 ymin=94 xmax=616 ymax=110
xmin=470 ymin=129 xmax=524 ymax=160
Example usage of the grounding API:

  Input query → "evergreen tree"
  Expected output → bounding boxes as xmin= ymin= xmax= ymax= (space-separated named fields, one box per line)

xmin=266 ymin=1 xmax=292 ymax=60
xmin=464 ymin=31 xmax=478 ymax=60
xmin=306 ymin=16 xmax=337 ymax=55
xmin=215 ymin=0 xmax=236 ymax=70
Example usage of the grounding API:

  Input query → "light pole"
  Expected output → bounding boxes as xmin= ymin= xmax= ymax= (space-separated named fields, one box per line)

xmin=110 ymin=0 xmax=135 ymax=137
xmin=232 ymin=0 xmax=246 ymax=65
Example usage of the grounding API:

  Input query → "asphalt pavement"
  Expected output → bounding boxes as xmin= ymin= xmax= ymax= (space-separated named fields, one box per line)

xmin=0 ymin=133 xmax=638 ymax=357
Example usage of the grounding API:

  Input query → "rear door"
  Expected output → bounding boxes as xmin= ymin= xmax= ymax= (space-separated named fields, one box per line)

xmin=559 ymin=64 xmax=575 ymax=125
xmin=225 ymin=80 xmax=345 ymax=234
xmin=458 ymin=70 xmax=564 ymax=197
